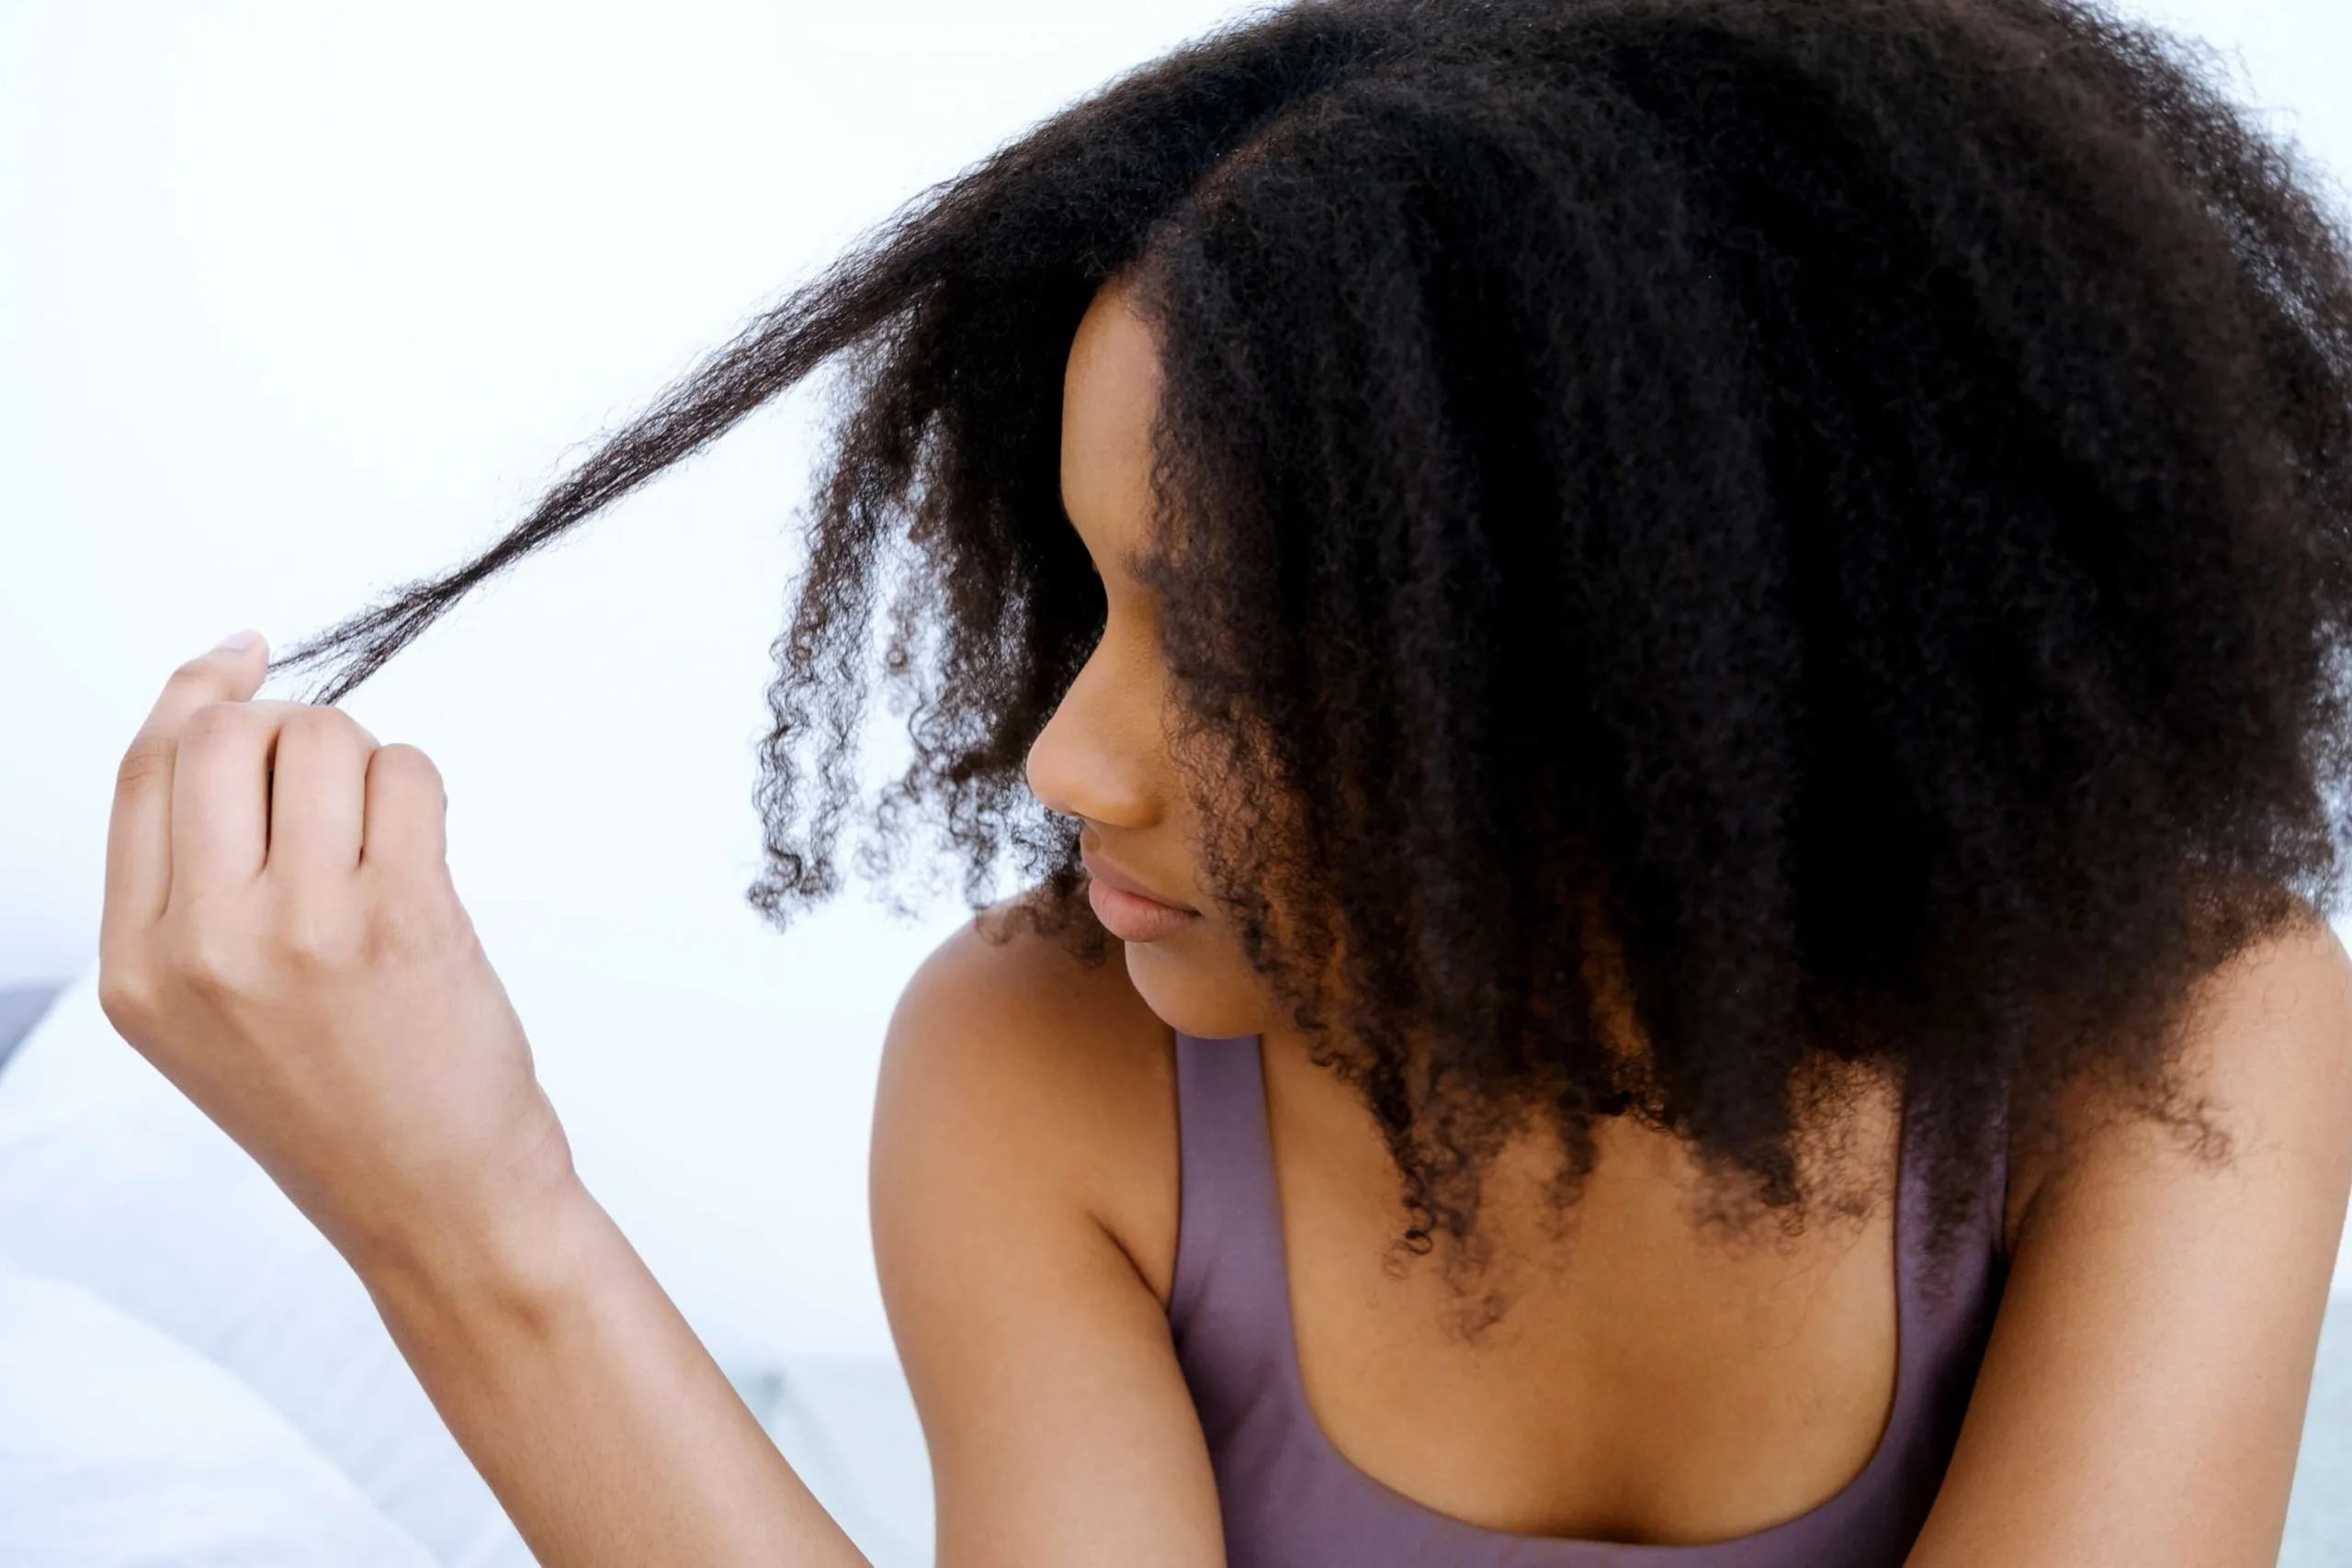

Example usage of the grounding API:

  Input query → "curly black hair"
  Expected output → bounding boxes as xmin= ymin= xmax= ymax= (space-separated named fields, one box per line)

xmin=273 ymin=0 xmax=2352 ymax=1269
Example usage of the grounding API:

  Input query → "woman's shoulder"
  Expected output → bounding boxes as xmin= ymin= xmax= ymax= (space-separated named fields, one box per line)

xmin=875 ymin=896 xmax=1185 ymax=1303
xmin=1922 ymin=911 xmax=2352 ymax=1557
xmin=2000 ymin=906 xmax=2352 ymax=1247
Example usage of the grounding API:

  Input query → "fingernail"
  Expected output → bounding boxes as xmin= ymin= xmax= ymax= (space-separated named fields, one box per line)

xmin=213 ymin=628 xmax=262 ymax=652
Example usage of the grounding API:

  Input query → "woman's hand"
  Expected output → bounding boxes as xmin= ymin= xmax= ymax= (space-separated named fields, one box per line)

xmin=93 ymin=631 xmax=868 ymax=1566
xmin=96 ymin=630 xmax=576 ymax=1274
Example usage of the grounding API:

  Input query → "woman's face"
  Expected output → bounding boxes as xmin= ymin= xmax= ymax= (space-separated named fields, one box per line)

xmin=1024 ymin=276 xmax=1282 ymax=1040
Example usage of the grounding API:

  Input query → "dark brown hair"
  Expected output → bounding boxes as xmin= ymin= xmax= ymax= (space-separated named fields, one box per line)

xmin=274 ymin=0 xmax=2352 ymax=1265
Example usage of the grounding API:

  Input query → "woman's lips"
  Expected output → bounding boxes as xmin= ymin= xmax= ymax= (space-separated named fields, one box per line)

xmin=1085 ymin=876 xmax=1203 ymax=943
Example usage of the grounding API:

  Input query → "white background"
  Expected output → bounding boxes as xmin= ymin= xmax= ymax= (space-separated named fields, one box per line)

xmin=5 ymin=0 xmax=2350 ymax=1352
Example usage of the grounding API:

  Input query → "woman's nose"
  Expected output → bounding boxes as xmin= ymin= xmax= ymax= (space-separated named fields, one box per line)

xmin=1024 ymin=643 xmax=1160 ymax=831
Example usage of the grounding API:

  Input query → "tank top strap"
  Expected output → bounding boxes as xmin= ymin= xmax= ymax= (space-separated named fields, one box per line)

xmin=1890 ymin=1077 xmax=2012 ymax=1415
xmin=1167 ymin=1032 xmax=1294 ymax=1401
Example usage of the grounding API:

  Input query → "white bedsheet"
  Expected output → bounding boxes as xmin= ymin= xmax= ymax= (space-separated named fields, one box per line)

xmin=0 ymin=1262 xmax=434 ymax=1567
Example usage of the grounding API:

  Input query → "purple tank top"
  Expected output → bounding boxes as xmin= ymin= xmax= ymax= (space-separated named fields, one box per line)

xmin=1167 ymin=1031 xmax=2009 ymax=1568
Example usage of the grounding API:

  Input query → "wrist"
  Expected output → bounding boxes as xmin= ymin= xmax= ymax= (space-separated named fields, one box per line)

xmin=345 ymin=1150 xmax=612 ymax=1348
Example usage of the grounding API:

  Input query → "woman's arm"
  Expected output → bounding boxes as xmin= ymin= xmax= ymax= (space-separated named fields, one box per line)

xmin=98 ymin=637 xmax=865 ymax=1566
xmin=1906 ymin=913 xmax=2352 ymax=1566
xmin=357 ymin=1174 xmax=865 ymax=1564
xmin=871 ymin=916 xmax=1226 ymax=1567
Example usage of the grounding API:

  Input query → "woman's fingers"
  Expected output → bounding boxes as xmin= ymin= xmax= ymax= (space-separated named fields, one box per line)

xmin=108 ymin=629 xmax=391 ymax=936
xmin=90 ymin=631 xmax=554 ymax=1289
xmin=361 ymin=743 xmax=450 ymax=886
xmin=269 ymin=705 xmax=382 ymax=889
xmin=168 ymin=699 xmax=278 ymax=901
xmin=103 ymin=632 xmax=271 ymax=941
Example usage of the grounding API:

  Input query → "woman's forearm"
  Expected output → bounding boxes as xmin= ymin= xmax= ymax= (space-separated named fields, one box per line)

xmin=356 ymin=1175 xmax=868 ymax=1568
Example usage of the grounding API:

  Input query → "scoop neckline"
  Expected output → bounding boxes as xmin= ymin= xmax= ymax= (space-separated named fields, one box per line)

xmin=1242 ymin=1031 xmax=1917 ymax=1558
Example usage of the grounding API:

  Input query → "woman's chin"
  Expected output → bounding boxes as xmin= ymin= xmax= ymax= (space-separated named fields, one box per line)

xmin=1120 ymin=941 xmax=1271 ymax=1042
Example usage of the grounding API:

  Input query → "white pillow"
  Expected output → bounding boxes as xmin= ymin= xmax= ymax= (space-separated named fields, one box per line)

xmin=0 ymin=967 xmax=531 ymax=1568
xmin=0 ymin=1259 xmax=435 ymax=1567
xmin=0 ymin=941 xmax=937 ymax=1567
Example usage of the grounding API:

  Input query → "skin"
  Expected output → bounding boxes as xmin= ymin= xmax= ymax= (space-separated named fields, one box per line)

xmin=99 ymin=276 xmax=2352 ymax=1566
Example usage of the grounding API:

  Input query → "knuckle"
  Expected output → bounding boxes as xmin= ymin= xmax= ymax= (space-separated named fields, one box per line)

xmin=367 ymin=883 xmax=472 ymax=969
xmin=159 ymin=918 xmax=254 ymax=998
xmin=166 ymin=652 xmax=225 ymax=685
xmin=115 ymin=736 xmax=173 ymax=791
xmin=372 ymin=742 xmax=442 ymax=787
xmin=371 ymin=745 xmax=451 ymax=819
xmin=96 ymin=958 xmax=154 ymax=1033
xmin=267 ymin=898 xmax=360 ymax=969
xmin=180 ymin=700 xmax=251 ymax=749
xmin=279 ymin=703 xmax=359 ymax=749
xmin=364 ymin=890 xmax=458 ymax=962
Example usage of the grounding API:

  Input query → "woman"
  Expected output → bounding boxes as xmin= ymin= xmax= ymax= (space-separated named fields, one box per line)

xmin=95 ymin=0 xmax=2352 ymax=1562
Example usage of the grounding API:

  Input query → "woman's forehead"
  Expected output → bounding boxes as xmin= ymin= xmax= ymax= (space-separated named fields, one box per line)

xmin=1059 ymin=280 xmax=1162 ymax=567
